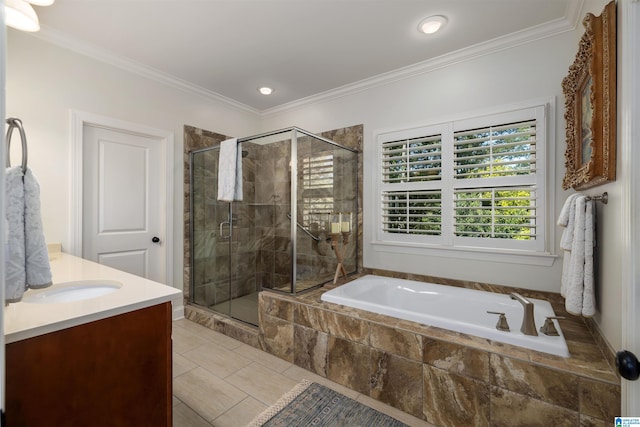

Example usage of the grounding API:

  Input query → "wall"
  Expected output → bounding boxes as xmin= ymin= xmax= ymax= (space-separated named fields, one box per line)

xmin=260 ymin=31 xmax=574 ymax=293
xmin=260 ymin=0 xmax=622 ymax=350
xmin=5 ymin=30 xmax=261 ymax=290
xmin=6 ymin=0 xmax=623 ymax=351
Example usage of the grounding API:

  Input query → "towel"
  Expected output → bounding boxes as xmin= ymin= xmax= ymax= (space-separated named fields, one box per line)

xmin=4 ymin=167 xmax=52 ymax=303
xmin=5 ymin=166 xmax=27 ymax=303
xmin=217 ymin=138 xmax=243 ymax=202
xmin=558 ymin=195 xmax=596 ymax=317
xmin=23 ymin=168 xmax=52 ymax=289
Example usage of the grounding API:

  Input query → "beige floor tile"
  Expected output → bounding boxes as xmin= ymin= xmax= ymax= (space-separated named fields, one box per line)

xmin=173 ymin=402 xmax=212 ymax=427
xmin=173 ymin=395 xmax=182 ymax=407
xmin=225 ymin=362 xmax=299 ymax=406
xmin=212 ymin=396 xmax=268 ymax=427
xmin=174 ymin=352 xmax=198 ymax=378
xmin=172 ymin=319 xmax=436 ymax=426
xmin=174 ymin=367 xmax=247 ymax=422
xmin=232 ymin=343 xmax=293 ymax=373
xmin=183 ymin=342 xmax=253 ymax=379
xmin=175 ymin=319 xmax=244 ymax=350
xmin=173 ymin=324 xmax=211 ymax=355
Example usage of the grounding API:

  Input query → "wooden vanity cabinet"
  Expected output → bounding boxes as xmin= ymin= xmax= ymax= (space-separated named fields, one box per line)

xmin=5 ymin=302 xmax=173 ymax=427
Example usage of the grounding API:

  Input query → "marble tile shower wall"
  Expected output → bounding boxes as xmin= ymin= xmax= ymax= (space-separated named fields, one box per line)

xmin=185 ymin=125 xmax=364 ymax=304
xmin=254 ymin=139 xmax=293 ymax=290
xmin=295 ymin=136 xmax=359 ymax=285
xmin=183 ymin=123 xmax=363 ymax=340
xmin=184 ymin=127 xmax=259 ymax=307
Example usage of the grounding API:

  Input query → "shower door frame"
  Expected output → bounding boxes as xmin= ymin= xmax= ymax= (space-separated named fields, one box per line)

xmin=189 ymin=126 xmax=359 ymax=316
xmin=235 ymin=126 xmax=359 ymax=296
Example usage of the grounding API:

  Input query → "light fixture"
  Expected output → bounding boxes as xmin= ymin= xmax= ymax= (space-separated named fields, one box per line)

xmin=5 ymin=0 xmax=40 ymax=32
xmin=418 ymin=15 xmax=447 ymax=35
xmin=258 ymin=87 xmax=274 ymax=96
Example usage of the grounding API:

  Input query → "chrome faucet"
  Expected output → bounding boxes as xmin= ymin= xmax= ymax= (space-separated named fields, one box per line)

xmin=510 ymin=292 xmax=538 ymax=336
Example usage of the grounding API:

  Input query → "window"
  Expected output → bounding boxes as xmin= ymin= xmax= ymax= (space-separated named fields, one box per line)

xmin=378 ymin=105 xmax=547 ymax=253
xmin=300 ymin=151 xmax=334 ymax=229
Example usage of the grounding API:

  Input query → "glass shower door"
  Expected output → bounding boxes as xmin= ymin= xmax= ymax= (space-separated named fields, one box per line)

xmin=190 ymin=147 xmax=259 ymax=325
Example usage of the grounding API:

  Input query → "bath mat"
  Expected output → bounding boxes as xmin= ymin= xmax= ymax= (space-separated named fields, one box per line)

xmin=246 ymin=379 xmax=410 ymax=427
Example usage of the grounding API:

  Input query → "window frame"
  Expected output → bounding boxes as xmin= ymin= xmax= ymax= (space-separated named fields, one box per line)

xmin=374 ymin=100 xmax=555 ymax=264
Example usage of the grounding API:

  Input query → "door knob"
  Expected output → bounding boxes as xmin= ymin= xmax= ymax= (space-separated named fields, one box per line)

xmin=152 ymin=236 xmax=161 ymax=243
xmin=616 ymin=350 xmax=640 ymax=381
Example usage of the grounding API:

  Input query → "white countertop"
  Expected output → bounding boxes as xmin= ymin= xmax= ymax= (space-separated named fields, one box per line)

xmin=4 ymin=252 xmax=182 ymax=343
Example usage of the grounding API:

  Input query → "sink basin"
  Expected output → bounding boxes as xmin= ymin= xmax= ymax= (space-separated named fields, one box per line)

xmin=23 ymin=280 xmax=123 ymax=304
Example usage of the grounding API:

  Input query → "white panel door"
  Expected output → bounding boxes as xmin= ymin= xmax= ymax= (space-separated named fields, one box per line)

xmin=82 ymin=124 xmax=165 ymax=283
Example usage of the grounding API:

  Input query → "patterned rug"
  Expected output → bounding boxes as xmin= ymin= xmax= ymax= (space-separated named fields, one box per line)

xmin=247 ymin=380 xmax=409 ymax=427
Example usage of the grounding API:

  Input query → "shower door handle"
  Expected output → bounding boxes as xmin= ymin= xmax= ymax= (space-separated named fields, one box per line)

xmin=219 ymin=221 xmax=232 ymax=240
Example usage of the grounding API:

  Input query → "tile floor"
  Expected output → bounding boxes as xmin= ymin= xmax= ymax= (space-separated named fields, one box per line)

xmin=172 ymin=319 xmax=436 ymax=427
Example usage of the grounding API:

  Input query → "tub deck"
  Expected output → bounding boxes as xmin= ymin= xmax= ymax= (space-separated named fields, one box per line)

xmin=321 ymin=274 xmax=570 ymax=357
xmin=258 ymin=273 xmax=620 ymax=426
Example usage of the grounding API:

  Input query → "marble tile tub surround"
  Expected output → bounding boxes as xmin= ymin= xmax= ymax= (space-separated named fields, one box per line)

xmin=258 ymin=276 xmax=621 ymax=427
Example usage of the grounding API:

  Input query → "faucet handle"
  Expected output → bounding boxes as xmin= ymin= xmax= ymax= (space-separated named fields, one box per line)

xmin=487 ymin=311 xmax=510 ymax=332
xmin=539 ymin=316 xmax=566 ymax=336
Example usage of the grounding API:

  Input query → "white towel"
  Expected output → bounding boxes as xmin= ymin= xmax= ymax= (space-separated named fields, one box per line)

xmin=217 ymin=138 xmax=243 ymax=202
xmin=4 ymin=167 xmax=52 ymax=303
xmin=23 ymin=168 xmax=52 ymax=289
xmin=558 ymin=193 xmax=581 ymax=250
xmin=582 ymin=200 xmax=596 ymax=316
xmin=5 ymin=167 xmax=27 ymax=302
xmin=558 ymin=195 xmax=596 ymax=317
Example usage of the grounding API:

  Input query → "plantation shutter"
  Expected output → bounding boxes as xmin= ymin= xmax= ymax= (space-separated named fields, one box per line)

xmin=301 ymin=152 xmax=333 ymax=228
xmin=452 ymin=119 xmax=539 ymax=243
xmin=381 ymin=133 xmax=443 ymax=236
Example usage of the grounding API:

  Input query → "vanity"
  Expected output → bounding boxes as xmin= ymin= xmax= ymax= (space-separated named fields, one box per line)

xmin=4 ymin=252 xmax=182 ymax=426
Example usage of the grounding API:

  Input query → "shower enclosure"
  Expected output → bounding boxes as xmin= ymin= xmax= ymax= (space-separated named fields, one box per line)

xmin=189 ymin=127 xmax=358 ymax=326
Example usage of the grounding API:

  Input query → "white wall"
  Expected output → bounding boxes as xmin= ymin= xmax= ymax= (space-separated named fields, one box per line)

xmin=5 ymin=30 xmax=261 ymax=290
xmin=260 ymin=0 xmax=622 ymax=349
xmin=261 ymin=32 xmax=578 ymax=292
xmin=6 ymin=0 xmax=624 ymax=351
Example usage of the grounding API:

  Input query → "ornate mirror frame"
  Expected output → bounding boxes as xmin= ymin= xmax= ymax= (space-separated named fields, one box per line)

xmin=561 ymin=0 xmax=616 ymax=190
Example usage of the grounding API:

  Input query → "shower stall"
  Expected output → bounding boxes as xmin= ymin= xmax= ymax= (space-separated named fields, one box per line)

xmin=189 ymin=127 xmax=358 ymax=326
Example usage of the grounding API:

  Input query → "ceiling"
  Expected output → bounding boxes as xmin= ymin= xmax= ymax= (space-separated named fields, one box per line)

xmin=34 ymin=0 xmax=578 ymax=112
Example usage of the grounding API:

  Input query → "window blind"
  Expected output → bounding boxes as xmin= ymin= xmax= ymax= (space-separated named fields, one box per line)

xmin=382 ymin=134 xmax=442 ymax=183
xmin=381 ymin=190 xmax=442 ymax=235
xmin=453 ymin=187 xmax=537 ymax=240
xmin=378 ymin=104 xmax=546 ymax=252
xmin=453 ymin=120 xmax=537 ymax=179
xmin=301 ymin=152 xmax=334 ymax=228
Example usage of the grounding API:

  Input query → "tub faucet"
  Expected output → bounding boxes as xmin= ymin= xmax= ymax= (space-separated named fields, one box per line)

xmin=509 ymin=292 xmax=538 ymax=336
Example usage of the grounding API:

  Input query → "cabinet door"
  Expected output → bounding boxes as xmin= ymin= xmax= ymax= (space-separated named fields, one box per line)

xmin=6 ymin=303 xmax=172 ymax=427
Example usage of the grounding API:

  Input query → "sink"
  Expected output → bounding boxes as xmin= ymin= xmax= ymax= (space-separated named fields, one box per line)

xmin=23 ymin=280 xmax=123 ymax=304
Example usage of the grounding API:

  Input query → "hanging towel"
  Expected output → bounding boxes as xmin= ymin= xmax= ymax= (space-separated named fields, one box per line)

xmin=4 ymin=167 xmax=52 ymax=303
xmin=558 ymin=195 xmax=596 ymax=317
xmin=217 ymin=138 xmax=243 ymax=202
xmin=23 ymin=168 xmax=52 ymax=289
xmin=559 ymin=193 xmax=580 ymax=295
xmin=5 ymin=166 xmax=27 ymax=303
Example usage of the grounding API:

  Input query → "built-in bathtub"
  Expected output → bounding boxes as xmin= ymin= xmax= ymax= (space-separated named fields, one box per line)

xmin=321 ymin=274 xmax=569 ymax=357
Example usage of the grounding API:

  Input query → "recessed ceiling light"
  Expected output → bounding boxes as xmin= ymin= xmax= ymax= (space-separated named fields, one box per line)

xmin=258 ymin=87 xmax=273 ymax=95
xmin=418 ymin=15 xmax=447 ymax=35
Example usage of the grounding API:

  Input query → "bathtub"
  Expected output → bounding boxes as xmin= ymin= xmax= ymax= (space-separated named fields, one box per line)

xmin=321 ymin=275 xmax=569 ymax=357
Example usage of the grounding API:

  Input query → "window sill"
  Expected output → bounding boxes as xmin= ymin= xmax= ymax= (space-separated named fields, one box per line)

xmin=371 ymin=240 xmax=558 ymax=267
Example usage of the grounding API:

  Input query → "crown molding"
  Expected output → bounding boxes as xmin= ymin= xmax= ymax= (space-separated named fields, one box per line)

xmin=30 ymin=0 xmax=583 ymax=118
xmin=261 ymin=0 xmax=585 ymax=118
xmin=32 ymin=26 xmax=260 ymax=116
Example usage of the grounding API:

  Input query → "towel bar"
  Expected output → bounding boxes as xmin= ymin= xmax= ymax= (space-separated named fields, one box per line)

xmin=586 ymin=192 xmax=608 ymax=204
xmin=5 ymin=117 xmax=28 ymax=173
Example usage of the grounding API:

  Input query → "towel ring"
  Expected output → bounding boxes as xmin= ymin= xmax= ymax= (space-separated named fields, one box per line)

xmin=5 ymin=117 xmax=28 ymax=173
